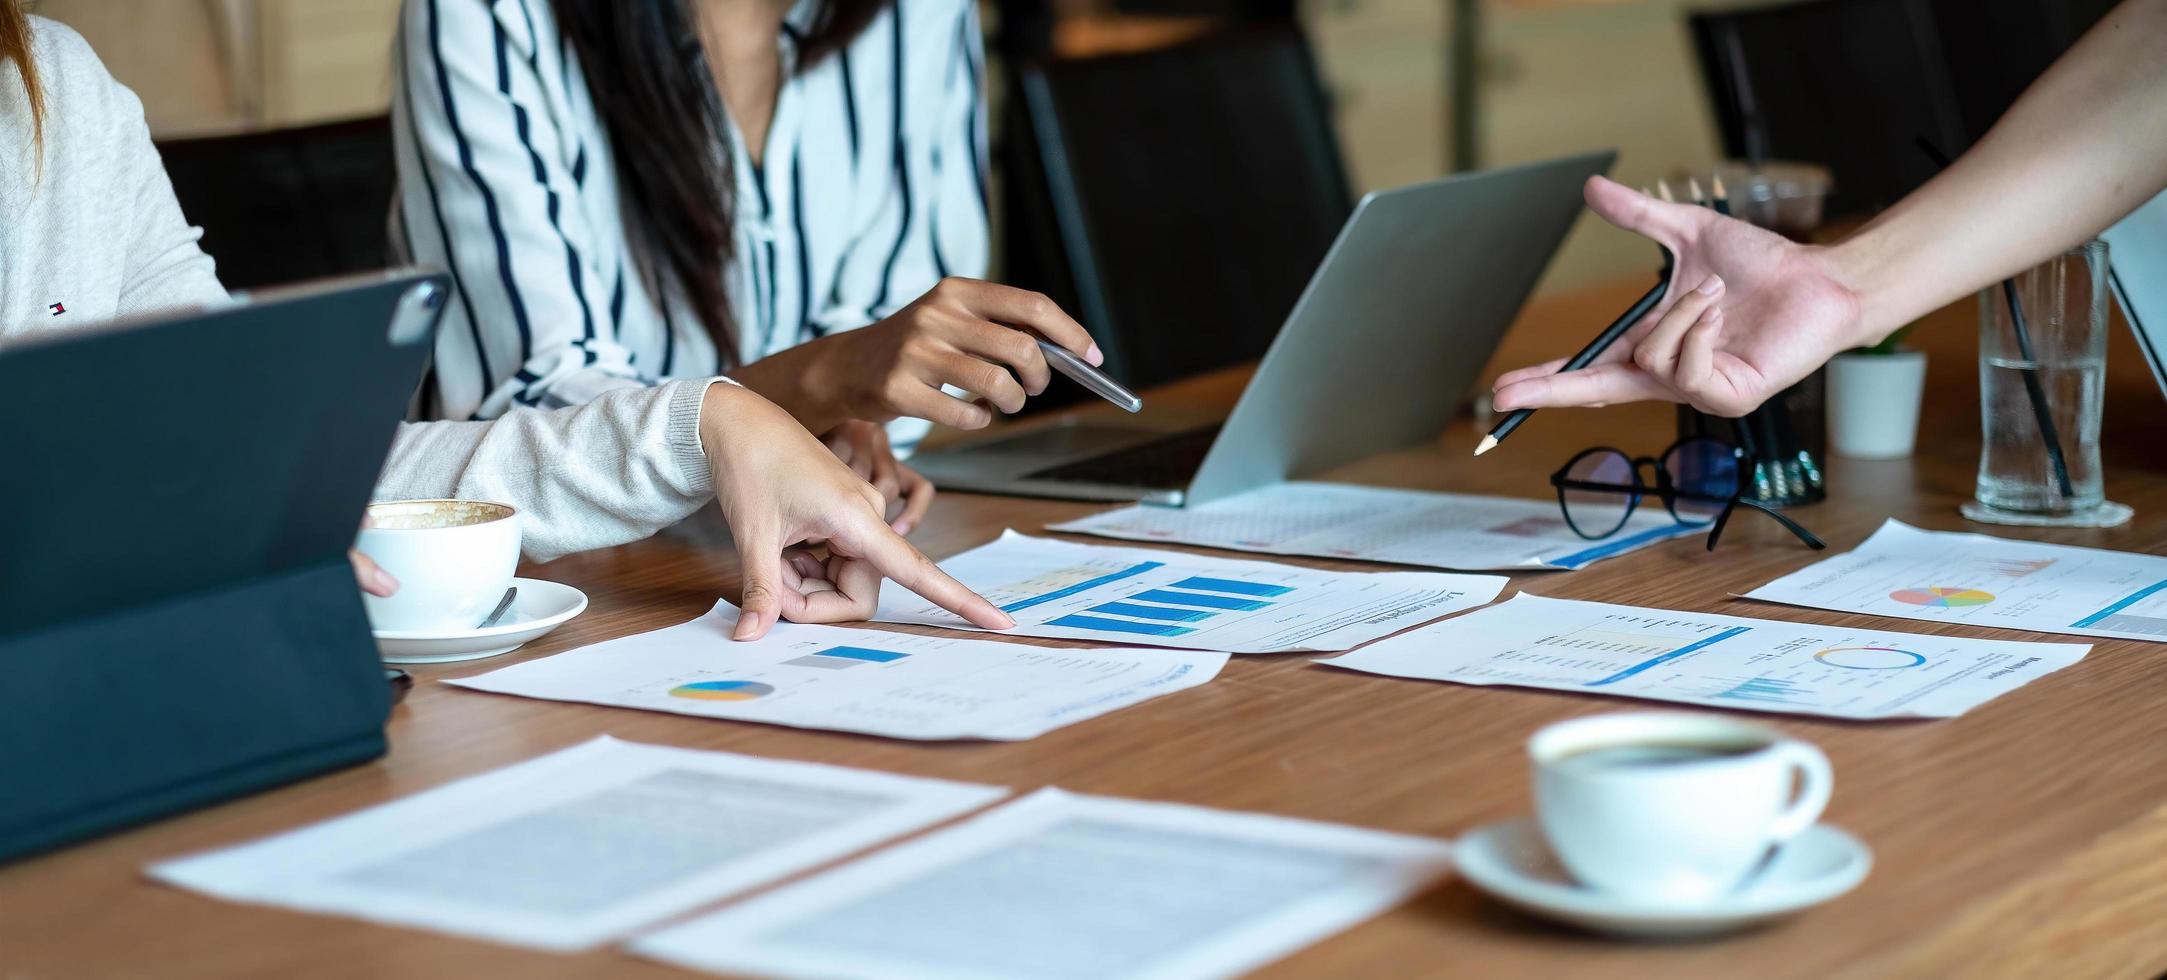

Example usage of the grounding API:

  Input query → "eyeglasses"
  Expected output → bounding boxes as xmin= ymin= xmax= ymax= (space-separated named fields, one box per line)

xmin=1551 ymin=437 xmax=1826 ymax=552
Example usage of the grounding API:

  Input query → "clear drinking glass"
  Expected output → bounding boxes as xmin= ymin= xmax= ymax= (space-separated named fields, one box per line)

xmin=1966 ymin=239 xmax=2127 ymax=526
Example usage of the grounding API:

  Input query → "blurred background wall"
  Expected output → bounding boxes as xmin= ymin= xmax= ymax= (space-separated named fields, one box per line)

xmin=25 ymin=0 xmax=2118 ymax=306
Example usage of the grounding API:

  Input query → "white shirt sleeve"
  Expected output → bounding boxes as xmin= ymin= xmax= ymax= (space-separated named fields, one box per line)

xmin=393 ymin=0 xmax=644 ymax=420
xmin=377 ymin=378 xmax=727 ymax=562
xmin=53 ymin=22 xmax=228 ymax=316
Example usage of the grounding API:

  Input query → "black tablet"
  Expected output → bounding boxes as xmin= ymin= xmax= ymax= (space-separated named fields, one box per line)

xmin=0 ymin=270 xmax=447 ymax=862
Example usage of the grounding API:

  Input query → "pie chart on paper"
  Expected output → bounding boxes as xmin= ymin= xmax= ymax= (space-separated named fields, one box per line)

xmin=669 ymin=680 xmax=775 ymax=702
xmin=1889 ymin=587 xmax=1995 ymax=608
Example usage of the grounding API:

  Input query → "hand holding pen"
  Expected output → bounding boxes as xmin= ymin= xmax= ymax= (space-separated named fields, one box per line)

xmin=1484 ymin=175 xmax=1873 ymax=443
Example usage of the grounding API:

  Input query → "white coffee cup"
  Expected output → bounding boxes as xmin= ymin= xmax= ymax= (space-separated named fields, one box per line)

xmin=354 ymin=499 xmax=521 ymax=633
xmin=1530 ymin=712 xmax=1832 ymax=902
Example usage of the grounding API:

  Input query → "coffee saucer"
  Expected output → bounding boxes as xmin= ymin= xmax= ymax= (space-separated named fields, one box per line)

xmin=1454 ymin=818 xmax=1870 ymax=940
xmin=373 ymin=578 xmax=588 ymax=665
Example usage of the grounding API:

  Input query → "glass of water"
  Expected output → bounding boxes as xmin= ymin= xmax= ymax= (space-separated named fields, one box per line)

xmin=1966 ymin=239 xmax=2129 ymax=527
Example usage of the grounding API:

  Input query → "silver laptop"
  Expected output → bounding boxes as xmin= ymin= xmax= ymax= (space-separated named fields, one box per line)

xmin=2102 ymin=188 xmax=2167 ymax=405
xmin=909 ymin=150 xmax=1615 ymax=506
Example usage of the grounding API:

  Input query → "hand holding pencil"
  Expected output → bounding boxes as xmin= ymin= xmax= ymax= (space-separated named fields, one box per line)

xmin=1487 ymin=176 xmax=1874 ymax=425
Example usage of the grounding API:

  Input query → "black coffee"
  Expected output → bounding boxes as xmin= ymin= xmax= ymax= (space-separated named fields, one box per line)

xmin=1554 ymin=741 xmax=1764 ymax=773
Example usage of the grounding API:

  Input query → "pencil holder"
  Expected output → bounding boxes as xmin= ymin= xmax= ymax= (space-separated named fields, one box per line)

xmin=1676 ymin=373 xmax=1827 ymax=508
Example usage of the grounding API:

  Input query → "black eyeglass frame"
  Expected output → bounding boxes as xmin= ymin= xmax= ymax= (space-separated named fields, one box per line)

xmin=1549 ymin=438 xmax=1827 ymax=552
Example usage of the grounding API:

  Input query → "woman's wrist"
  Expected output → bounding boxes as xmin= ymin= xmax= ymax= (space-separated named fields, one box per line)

xmin=697 ymin=378 xmax=764 ymax=463
xmin=729 ymin=337 xmax=851 ymax=435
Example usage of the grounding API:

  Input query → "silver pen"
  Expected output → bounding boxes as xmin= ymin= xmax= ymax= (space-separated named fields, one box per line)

xmin=1037 ymin=339 xmax=1142 ymax=413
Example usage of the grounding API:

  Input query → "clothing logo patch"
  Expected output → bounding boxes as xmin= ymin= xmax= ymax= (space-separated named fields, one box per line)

xmin=48 ymin=302 xmax=65 ymax=316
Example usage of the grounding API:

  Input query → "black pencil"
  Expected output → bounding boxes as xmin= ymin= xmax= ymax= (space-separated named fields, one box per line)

xmin=1914 ymin=138 xmax=2073 ymax=497
xmin=1477 ymin=250 xmax=1673 ymax=456
xmin=1478 ymin=177 xmax=1704 ymax=456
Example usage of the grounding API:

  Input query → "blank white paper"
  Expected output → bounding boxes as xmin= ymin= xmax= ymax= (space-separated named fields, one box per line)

xmin=631 ymin=787 xmax=1455 ymax=980
xmin=875 ymin=530 xmax=1506 ymax=653
xmin=147 ymin=738 xmax=1006 ymax=951
xmin=449 ymin=602 xmax=1227 ymax=741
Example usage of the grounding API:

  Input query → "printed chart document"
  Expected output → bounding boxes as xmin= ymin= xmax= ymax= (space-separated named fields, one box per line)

xmin=1745 ymin=520 xmax=2167 ymax=643
xmin=449 ymin=603 xmax=1226 ymax=741
xmin=632 ymin=787 xmax=1455 ymax=980
xmin=1319 ymin=593 xmax=2087 ymax=719
xmin=1050 ymin=482 xmax=1697 ymax=571
xmin=148 ymin=738 xmax=1006 ymax=951
xmin=874 ymin=531 xmax=1506 ymax=653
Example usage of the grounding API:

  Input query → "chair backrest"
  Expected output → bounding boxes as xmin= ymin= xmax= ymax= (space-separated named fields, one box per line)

xmin=1688 ymin=0 xmax=2115 ymax=218
xmin=157 ymin=116 xmax=396 ymax=290
xmin=1003 ymin=24 xmax=1352 ymax=391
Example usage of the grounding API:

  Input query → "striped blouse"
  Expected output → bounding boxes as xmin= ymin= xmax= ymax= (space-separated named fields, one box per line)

xmin=391 ymin=0 xmax=989 ymax=449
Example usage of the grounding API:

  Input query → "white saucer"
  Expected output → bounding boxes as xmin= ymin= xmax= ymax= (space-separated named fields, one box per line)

xmin=1454 ymin=818 xmax=1871 ymax=940
xmin=373 ymin=578 xmax=588 ymax=664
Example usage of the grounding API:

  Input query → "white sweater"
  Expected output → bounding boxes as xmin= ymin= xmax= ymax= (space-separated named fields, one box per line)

xmin=390 ymin=0 xmax=987 ymax=454
xmin=1 ymin=18 xmax=718 ymax=562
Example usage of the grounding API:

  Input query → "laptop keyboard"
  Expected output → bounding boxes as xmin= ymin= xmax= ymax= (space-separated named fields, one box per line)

xmin=1022 ymin=427 xmax=1223 ymax=489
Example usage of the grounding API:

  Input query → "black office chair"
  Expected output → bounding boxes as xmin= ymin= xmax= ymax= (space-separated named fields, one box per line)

xmin=1688 ymin=0 xmax=2116 ymax=218
xmin=1001 ymin=24 xmax=1353 ymax=393
xmin=157 ymin=116 xmax=396 ymax=290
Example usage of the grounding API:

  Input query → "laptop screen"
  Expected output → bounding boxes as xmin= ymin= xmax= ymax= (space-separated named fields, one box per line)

xmin=2101 ymin=188 xmax=2167 ymax=406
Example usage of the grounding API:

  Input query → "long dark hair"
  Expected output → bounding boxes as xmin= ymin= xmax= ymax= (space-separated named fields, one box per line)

xmin=550 ymin=0 xmax=883 ymax=362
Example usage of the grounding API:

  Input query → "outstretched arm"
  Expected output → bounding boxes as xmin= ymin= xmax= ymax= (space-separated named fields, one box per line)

xmin=1494 ymin=0 xmax=2167 ymax=416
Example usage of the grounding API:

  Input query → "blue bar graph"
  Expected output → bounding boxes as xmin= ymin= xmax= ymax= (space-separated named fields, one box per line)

xmin=1087 ymin=601 xmax=1217 ymax=623
xmin=1170 ymin=576 xmax=1293 ymax=598
xmin=1047 ymin=614 xmax=1196 ymax=637
xmin=815 ymin=646 xmax=910 ymax=664
xmin=1001 ymin=561 xmax=1166 ymax=613
xmin=1584 ymin=627 xmax=1753 ymax=687
xmin=1711 ymin=676 xmax=1814 ymax=704
xmin=1132 ymin=589 xmax=1270 ymax=611
xmin=2073 ymin=577 xmax=2167 ymax=627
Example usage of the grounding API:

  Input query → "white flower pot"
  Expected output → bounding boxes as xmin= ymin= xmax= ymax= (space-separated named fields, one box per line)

xmin=1826 ymin=349 xmax=1927 ymax=459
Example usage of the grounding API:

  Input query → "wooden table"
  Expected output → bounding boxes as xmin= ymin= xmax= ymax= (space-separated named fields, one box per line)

xmin=6 ymin=281 xmax=2166 ymax=979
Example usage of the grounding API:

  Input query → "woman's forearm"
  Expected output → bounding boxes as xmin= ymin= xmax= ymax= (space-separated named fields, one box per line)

xmin=1831 ymin=0 xmax=2167 ymax=345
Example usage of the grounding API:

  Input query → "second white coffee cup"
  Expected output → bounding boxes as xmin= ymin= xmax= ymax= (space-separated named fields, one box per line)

xmin=1530 ymin=711 xmax=1832 ymax=902
xmin=355 ymin=499 xmax=521 ymax=634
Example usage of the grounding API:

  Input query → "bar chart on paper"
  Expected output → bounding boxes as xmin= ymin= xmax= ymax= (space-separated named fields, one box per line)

xmin=874 ymin=531 xmax=1506 ymax=654
xmin=1746 ymin=520 xmax=2167 ymax=642
xmin=1318 ymin=594 xmax=2088 ymax=719
xmin=448 ymin=603 xmax=1228 ymax=741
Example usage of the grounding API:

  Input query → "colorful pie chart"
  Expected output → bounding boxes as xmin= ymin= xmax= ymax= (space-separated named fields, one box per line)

xmin=1814 ymin=646 xmax=1928 ymax=669
xmin=1889 ymin=587 xmax=1995 ymax=608
xmin=669 ymin=680 xmax=774 ymax=702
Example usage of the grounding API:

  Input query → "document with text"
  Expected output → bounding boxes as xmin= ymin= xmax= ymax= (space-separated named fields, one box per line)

xmin=632 ymin=787 xmax=1455 ymax=980
xmin=1745 ymin=520 xmax=2167 ymax=643
xmin=450 ymin=603 xmax=1226 ymax=741
xmin=1319 ymin=593 xmax=2086 ymax=719
xmin=1050 ymin=482 xmax=1697 ymax=571
xmin=147 ymin=738 xmax=1006 ymax=951
xmin=874 ymin=531 xmax=1505 ymax=653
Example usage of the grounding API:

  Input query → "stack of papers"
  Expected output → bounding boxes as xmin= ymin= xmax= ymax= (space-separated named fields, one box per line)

xmin=153 ymin=748 xmax=1455 ymax=977
xmin=450 ymin=603 xmax=1226 ymax=741
xmin=149 ymin=738 xmax=1007 ymax=951
xmin=874 ymin=530 xmax=1506 ymax=653
xmin=1051 ymin=482 xmax=1697 ymax=571
xmin=1319 ymin=593 xmax=2087 ymax=719
xmin=1745 ymin=520 xmax=2167 ymax=642
xmin=632 ymin=788 xmax=1454 ymax=980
